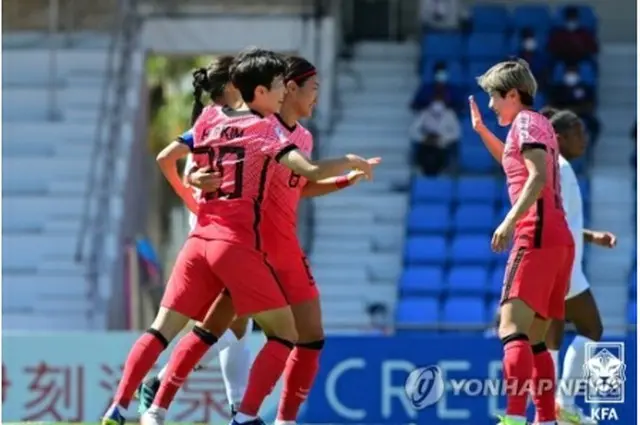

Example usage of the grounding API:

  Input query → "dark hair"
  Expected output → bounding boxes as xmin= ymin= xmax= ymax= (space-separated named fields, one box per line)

xmin=284 ymin=56 xmax=317 ymax=86
xmin=520 ymin=27 xmax=534 ymax=38
xmin=539 ymin=106 xmax=559 ymax=119
xmin=191 ymin=55 xmax=234 ymax=124
xmin=230 ymin=47 xmax=287 ymax=103
xmin=549 ymin=110 xmax=581 ymax=135
xmin=564 ymin=6 xmax=579 ymax=19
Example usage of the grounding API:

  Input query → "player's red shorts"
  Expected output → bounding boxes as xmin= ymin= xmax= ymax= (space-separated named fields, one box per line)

xmin=500 ymin=244 xmax=575 ymax=320
xmin=267 ymin=242 xmax=319 ymax=305
xmin=162 ymin=237 xmax=289 ymax=318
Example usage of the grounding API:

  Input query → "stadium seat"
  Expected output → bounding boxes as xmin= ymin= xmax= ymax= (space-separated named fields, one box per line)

xmin=512 ymin=5 xmax=552 ymax=32
xmin=508 ymin=32 xmax=549 ymax=55
xmin=447 ymin=266 xmax=489 ymax=295
xmin=465 ymin=34 xmax=507 ymax=60
xmin=442 ymin=296 xmax=486 ymax=325
xmin=450 ymin=235 xmax=493 ymax=265
xmin=421 ymin=60 xmax=464 ymax=85
xmin=470 ymin=5 xmax=509 ymax=33
xmin=555 ymin=5 xmax=597 ymax=31
xmin=400 ymin=266 xmax=445 ymax=296
xmin=459 ymin=145 xmax=497 ymax=173
xmin=466 ymin=60 xmax=496 ymax=87
xmin=490 ymin=266 xmax=506 ymax=296
xmin=628 ymin=301 xmax=636 ymax=324
xmin=454 ymin=204 xmax=495 ymax=233
xmin=396 ymin=297 xmax=439 ymax=326
xmin=411 ymin=177 xmax=455 ymax=203
xmin=422 ymin=33 xmax=464 ymax=60
xmin=407 ymin=204 xmax=451 ymax=234
xmin=552 ymin=61 xmax=597 ymax=86
xmin=455 ymin=177 xmax=498 ymax=203
xmin=405 ymin=236 xmax=448 ymax=265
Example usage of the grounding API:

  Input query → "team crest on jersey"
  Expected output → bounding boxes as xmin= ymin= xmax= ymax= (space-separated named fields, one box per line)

xmin=274 ymin=125 xmax=288 ymax=143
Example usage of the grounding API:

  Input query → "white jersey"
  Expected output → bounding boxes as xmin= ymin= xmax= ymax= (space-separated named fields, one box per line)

xmin=559 ymin=156 xmax=589 ymax=298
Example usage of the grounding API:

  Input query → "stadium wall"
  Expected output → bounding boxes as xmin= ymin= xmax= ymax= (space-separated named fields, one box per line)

xmin=2 ymin=333 xmax=635 ymax=424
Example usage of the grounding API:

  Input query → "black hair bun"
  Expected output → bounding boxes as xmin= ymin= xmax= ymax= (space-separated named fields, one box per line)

xmin=192 ymin=67 xmax=212 ymax=92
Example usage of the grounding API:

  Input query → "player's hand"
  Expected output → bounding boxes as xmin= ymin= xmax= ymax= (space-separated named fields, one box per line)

xmin=591 ymin=231 xmax=617 ymax=248
xmin=346 ymin=154 xmax=378 ymax=180
xmin=469 ymin=95 xmax=487 ymax=133
xmin=491 ymin=219 xmax=515 ymax=252
xmin=348 ymin=157 xmax=382 ymax=184
xmin=187 ymin=167 xmax=221 ymax=192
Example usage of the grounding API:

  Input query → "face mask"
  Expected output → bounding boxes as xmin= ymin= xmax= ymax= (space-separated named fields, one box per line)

xmin=564 ymin=72 xmax=580 ymax=86
xmin=523 ymin=37 xmax=537 ymax=51
xmin=434 ymin=71 xmax=448 ymax=83
xmin=430 ymin=101 xmax=445 ymax=113
xmin=566 ymin=20 xmax=579 ymax=31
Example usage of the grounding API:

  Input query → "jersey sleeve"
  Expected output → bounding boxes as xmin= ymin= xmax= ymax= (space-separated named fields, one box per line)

xmin=514 ymin=113 xmax=547 ymax=152
xmin=262 ymin=122 xmax=298 ymax=162
xmin=177 ymin=128 xmax=194 ymax=150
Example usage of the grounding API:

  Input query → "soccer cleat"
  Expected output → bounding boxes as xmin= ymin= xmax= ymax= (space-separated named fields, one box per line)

xmin=140 ymin=408 xmax=167 ymax=425
xmin=496 ymin=416 xmax=528 ymax=425
xmin=102 ymin=404 xmax=126 ymax=425
xmin=137 ymin=376 xmax=161 ymax=414
xmin=230 ymin=417 xmax=267 ymax=425
xmin=556 ymin=403 xmax=598 ymax=425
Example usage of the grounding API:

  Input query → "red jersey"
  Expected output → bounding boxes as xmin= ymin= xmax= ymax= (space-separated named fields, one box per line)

xmin=502 ymin=110 xmax=573 ymax=248
xmin=261 ymin=115 xmax=314 ymax=244
xmin=189 ymin=105 xmax=296 ymax=248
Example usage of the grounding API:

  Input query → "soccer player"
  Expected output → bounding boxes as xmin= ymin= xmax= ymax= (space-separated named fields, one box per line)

xmin=540 ymin=108 xmax=616 ymax=425
xmin=100 ymin=48 xmax=374 ymax=425
xmin=137 ymin=55 xmax=255 ymax=417
xmin=141 ymin=55 xmax=379 ymax=425
xmin=470 ymin=59 xmax=574 ymax=425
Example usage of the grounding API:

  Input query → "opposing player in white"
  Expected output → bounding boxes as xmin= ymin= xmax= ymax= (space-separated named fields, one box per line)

xmin=541 ymin=108 xmax=617 ymax=425
xmin=138 ymin=57 xmax=253 ymax=417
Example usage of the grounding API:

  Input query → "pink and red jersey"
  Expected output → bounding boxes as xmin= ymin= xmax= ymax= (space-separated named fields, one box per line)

xmin=188 ymin=105 xmax=296 ymax=248
xmin=261 ymin=115 xmax=314 ymax=246
xmin=502 ymin=110 xmax=573 ymax=248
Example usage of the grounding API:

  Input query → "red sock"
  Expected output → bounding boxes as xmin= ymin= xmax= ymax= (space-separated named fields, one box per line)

xmin=154 ymin=327 xmax=217 ymax=409
xmin=502 ymin=338 xmax=533 ymax=417
xmin=114 ymin=330 xmax=168 ymax=408
xmin=531 ymin=345 xmax=556 ymax=422
xmin=277 ymin=343 xmax=323 ymax=421
xmin=239 ymin=338 xmax=293 ymax=416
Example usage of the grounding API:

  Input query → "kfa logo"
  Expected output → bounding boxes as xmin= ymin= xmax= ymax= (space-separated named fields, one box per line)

xmin=583 ymin=342 xmax=626 ymax=422
xmin=590 ymin=407 xmax=619 ymax=421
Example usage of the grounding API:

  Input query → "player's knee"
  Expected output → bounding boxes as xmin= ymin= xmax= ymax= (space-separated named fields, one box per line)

xmin=531 ymin=342 xmax=548 ymax=354
xmin=500 ymin=332 xmax=529 ymax=347
xmin=150 ymin=308 xmax=188 ymax=341
xmin=267 ymin=335 xmax=296 ymax=350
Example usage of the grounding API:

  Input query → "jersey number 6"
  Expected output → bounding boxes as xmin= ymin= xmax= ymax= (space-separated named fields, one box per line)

xmin=192 ymin=146 xmax=245 ymax=200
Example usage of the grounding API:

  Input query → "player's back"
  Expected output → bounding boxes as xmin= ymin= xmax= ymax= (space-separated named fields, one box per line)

xmin=502 ymin=110 xmax=573 ymax=248
xmin=262 ymin=115 xmax=314 ymax=244
xmin=189 ymin=105 xmax=291 ymax=249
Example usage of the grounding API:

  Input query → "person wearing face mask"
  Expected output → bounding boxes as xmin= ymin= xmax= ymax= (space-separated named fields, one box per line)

xmin=516 ymin=28 xmax=548 ymax=88
xmin=420 ymin=0 xmax=461 ymax=31
xmin=547 ymin=6 xmax=598 ymax=65
xmin=366 ymin=303 xmax=391 ymax=335
xmin=550 ymin=64 xmax=600 ymax=147
xmin=409 ymin=93 xmax=461 ymax=175
xmin=411 ymin=62 xmax=461 ymax=112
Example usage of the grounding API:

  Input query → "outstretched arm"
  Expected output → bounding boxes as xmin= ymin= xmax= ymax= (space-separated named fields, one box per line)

xmin=301 ymin=171 xmax=364 ymax=198
xmin=469 ymin=95 xmax=504 ymax=162
xmin=584 ymin=229 xmax=617 ymax=248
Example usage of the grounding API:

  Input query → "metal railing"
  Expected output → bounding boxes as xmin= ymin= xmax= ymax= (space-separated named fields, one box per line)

xmin=75 ymin=0 xmax=140 ymax=328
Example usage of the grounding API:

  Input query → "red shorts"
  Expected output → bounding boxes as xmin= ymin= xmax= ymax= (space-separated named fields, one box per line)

xmin=500 ymin=244 xmax=574 ymax=320
xmin=267 ymin=243 xmax=319 ymax=305
xmin=162 ymin=237 xmax=289 ymax=318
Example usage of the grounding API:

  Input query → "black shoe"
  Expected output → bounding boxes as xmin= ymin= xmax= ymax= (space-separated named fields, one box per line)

xmin=137 ymin=376 xmax=160 ymax=414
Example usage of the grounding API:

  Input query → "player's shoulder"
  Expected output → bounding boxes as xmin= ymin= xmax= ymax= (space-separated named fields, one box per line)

xmin=514 ymin=109 xmax=548 ymax=128
xmin=559 ymin=156 xmax=577 ymax=179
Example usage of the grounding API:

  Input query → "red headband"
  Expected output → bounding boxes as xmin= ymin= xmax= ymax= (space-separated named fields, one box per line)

xmin=286 ymin=69 xmax=317 ymax=83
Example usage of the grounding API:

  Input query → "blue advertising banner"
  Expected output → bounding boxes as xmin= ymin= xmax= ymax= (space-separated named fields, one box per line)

xmin=302 ymin=334 xmax=637 ymax=425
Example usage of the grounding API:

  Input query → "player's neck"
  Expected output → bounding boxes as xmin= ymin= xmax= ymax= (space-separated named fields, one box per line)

xmin=277 ymin=102 xmax=299 ymax=127
xmin=245 ymin=101 xmax=271 ymax=117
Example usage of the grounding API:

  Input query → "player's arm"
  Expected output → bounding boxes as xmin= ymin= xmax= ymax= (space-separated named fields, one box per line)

xmin=156 ymin=132 xmax=198 ymax=214
xmin=583 ymin=229 xmax=617 ymax=248
xmin=301 ymin=171 xmax=364 ymax=198
xmin=469 ymin=95 xmax=504 ymax=162
xmin=504 ymin=147 xmax=547 ymax=223
xmin=276 ymin=147 xmax=374 ymax=182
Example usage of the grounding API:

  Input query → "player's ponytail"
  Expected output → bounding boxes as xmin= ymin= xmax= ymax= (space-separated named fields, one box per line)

xmin=190 ymin=55 xmax=235 ymax=125
xmin=284 ymin=56 xmax=317 ymax=86
xmin=191 ymin=67 xmax=210 ymax=125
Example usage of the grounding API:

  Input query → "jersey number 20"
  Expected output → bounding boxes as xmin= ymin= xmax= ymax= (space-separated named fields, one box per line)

xmin=192 ymin=146 xmax=245 ymax=200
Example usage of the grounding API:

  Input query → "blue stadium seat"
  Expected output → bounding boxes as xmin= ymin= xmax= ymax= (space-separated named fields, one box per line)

xmin=459 ymin=145 xmax=497 ymax=173
xmin=508 ymin=32 xmax=549 ymax=54
xmin=450 ymin=235 xmax=493 ymax=265
xmin=471 ymin=5 xmax=509 ymax=33
xmin=628 ymin=301 xmax=636 ymax=325
xmin=578 ymin=177 xmax=590 ymax=203
xmin=408 ymin=204 xmax=451 ymax=234
xmin=465 ymin=34 xmax=507 ymax=60
xmin=455 ymin=177 xmax=498 ymax=203
xmin=466 ymin=61 xmax=496 ymax=87
xmin=412 ymin=177 xmax=455 ymax=204
xmin=421 ymin=60 xmax=464 ymax=85
xmin=396 ymin=297 xmax=439 ymax=325
xmin=447 ymin=266 xmax=489 ymax=295
xmin=552 ymin=61 xmax=597 ymax=86
xmin=405 ymin=236 xmax=448 ymax=265
xmin=422 ymin=34 xmax=464 ymax=60
xmin=490 ymin=266 xmax=505 ymax=296
xmin=555 ymin=5 xmax=597 ymax=31
xmin=512 ymin=5 xmax=552 ymax=32
xmin=454 ymin=204 xmax=495 ymax=233
xmin=400 ymin=266 xmax=445 ymax=296
xmin=442 ymin=296 xmax=486 ymax=325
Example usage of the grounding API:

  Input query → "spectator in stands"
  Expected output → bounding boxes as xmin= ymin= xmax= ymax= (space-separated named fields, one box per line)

xmin=409 ymin=92 xmax=461 ymax=175
xmin=419 ymin=0 xmax=462 ymax=31
xmin=367 ymin=303 xmax=391 ymax=334
xmin=547 ymin=6 xmax=598 ymax=65
xmin=411 ymin=61 xmax=462 ymax=112
xmin=549 ymin=64 xmax=600 ymax=144
xmin=517 ymin=28 xmax=548 ymax=88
